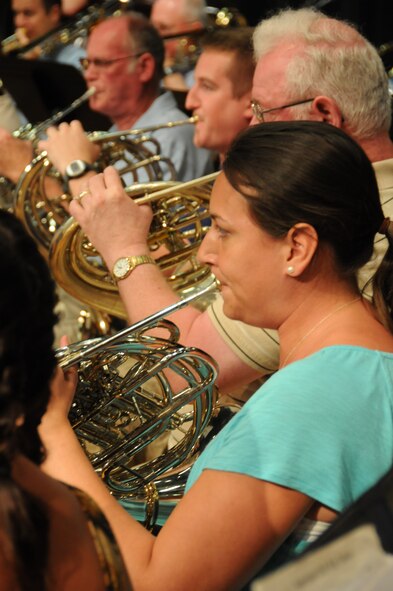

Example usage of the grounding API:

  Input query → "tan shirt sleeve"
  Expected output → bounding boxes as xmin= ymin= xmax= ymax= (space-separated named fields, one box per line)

xmin=359 ymin=159 xmax=393 ymax=298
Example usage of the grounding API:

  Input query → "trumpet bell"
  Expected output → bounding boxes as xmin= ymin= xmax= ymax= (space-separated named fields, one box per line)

xmin=49 ymin=177 xmax=217 ymax=319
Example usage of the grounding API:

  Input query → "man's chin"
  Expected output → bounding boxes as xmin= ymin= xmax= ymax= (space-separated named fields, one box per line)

xmin=89 ymin=99 xmax=109 ymax=116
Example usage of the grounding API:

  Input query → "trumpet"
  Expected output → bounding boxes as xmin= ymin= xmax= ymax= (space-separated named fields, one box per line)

xmin=49 ymin=172 xmax=219 ymax=319
xmin=56 ymin=284 xmax=231 ymax=528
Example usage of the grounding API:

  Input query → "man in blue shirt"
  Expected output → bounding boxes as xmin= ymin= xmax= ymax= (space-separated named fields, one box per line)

xmin=40 ymin=11 xmax=213 ymax=194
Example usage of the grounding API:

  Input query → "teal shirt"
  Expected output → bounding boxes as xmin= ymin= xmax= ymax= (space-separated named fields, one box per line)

xmin=186 ymin=346 xmax=393 ymax=570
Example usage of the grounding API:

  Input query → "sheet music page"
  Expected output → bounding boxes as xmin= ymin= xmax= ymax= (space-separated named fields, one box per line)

xmin=252 ymin=524 xmax=393 ymax=591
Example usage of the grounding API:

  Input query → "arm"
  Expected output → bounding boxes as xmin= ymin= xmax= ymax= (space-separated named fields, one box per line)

xmin=41 ymin=406 xmax=313 ymax=591
xmin=38 ymin=120 xmax=100 ymax=197
xmin=68 ymin=167 xmax=262 ymax=391
xmin=0 ymin=128 xmax=33 ymax=182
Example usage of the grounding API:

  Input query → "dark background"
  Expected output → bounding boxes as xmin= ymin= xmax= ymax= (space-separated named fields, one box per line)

xmin=214 ymin=0 xmax=392 ymax=48
xmin=1 ymin=0 xmax=392 ymax=47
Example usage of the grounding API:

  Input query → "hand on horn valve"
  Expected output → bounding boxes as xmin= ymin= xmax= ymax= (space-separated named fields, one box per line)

xmin=69 ymin=165 xmax=154 ymax=271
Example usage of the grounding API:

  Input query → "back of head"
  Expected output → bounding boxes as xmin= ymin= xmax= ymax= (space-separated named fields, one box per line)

xmin=181 ymin=0 xmax=207 ymax=25
xmin=223 ymin=121 xmax=383 ymax=278
xmin=200 ymin=27 xmax=254 ymax=98
xmin=124 ymin=11 xmax=165 ymax=83
xmin=0 ymin=211 xmax=58 ymax=590
xmin=253 ymin=8 xmax=391 ymax=139
xmin=152 ymin=0 xmax=207 ymax=27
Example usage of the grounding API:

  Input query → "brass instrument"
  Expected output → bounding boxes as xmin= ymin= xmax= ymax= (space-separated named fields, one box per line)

xmin=13 ymin=86 xmax=96 ymax=143
xmin=1 ymin=32 xmax=23 ymax=55
xmin=49 ymin=172 xmax=219 ymax=319
xmin=56 ymin=285 xmax=234 ymax=528
xmin=1 ymin=0 xmax=129 ymax=58
xmin=0 ymin=87 xmax=95 ymax=212
xmin=206 ymin=5 xmax=248 ymax=28
xmin=379 ymin=40 xmax=393 ymax=77
xmin=13 ymin=116 xmax=197 ymax=255
xmin=161 ymin=6 xmax=248 ymax=78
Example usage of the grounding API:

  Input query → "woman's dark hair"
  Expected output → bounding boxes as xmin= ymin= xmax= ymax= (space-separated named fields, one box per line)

xmin=0 ymin=211 xmax=58 ymax=590
xmin=223 ymin=120 xmax=393 ymax=329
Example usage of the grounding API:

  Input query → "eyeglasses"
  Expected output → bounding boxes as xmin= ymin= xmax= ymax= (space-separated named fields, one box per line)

xmin=79 ymin=53 xmax=144 ymax=71
xmin=250 ymin=98 xmax=315 ymax=122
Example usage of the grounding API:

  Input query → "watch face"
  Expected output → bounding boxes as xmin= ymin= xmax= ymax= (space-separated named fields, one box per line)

xmin=113 ymin=258 xmax=131 ymax=278
xmin=66 ymin=160 xmax=87 ymax=178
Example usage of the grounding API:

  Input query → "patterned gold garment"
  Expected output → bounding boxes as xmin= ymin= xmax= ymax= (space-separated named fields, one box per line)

xmin=69 ymin=485 xmax=132 ymax=591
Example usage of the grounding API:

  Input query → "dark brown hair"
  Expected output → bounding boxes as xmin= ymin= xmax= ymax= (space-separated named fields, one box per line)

xmin=0 ymin=211 xmax=58 ymax=590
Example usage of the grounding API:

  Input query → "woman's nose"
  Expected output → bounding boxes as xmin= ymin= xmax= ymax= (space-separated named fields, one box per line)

xmin=197 ymin=228 xmax=217 ymax=266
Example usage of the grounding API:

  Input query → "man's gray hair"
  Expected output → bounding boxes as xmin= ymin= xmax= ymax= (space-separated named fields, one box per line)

xmin=180 ymin=0 xmax=207 ymax=25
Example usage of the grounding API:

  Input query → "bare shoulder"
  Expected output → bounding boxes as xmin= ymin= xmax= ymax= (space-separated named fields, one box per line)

xmin=13 ymin=457 xmax=106 ymax=591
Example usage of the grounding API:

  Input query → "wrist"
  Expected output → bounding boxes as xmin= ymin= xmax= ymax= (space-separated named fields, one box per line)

xmin=62 ymin=159 xmax=98 ymax=192
xmin=105 ymin=245 xmax=152 ymax=271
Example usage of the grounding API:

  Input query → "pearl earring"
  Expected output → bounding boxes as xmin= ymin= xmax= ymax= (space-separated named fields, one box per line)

xmin=287 ymin=265 xmax=295 ymax=275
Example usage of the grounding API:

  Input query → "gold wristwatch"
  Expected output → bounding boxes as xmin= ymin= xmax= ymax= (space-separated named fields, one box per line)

xmin=112 ymin=254 xmax=155 ymax=281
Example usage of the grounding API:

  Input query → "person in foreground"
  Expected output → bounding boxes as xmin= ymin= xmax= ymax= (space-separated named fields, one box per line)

xmin=0 ymin=211 xmax=131 ymax=590
xmin=41 ymin=121 xmax=393 ymax=590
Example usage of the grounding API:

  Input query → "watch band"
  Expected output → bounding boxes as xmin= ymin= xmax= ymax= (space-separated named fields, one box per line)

xmin=112 ymin=254 xmax=156 ymax=282
xmin=62 ymin=160 xmax=96 ymax=193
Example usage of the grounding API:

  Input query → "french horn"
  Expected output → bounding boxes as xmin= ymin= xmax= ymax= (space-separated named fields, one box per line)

xmin=13 ymin=116 xmax=197 ymax=254
xmin=0 ymin=87 xmax=95 ymax=212
xmin=49 ymin=172 xmax=219 ymax=319
xmin=56 ymin=286 xmax=238 ymax=528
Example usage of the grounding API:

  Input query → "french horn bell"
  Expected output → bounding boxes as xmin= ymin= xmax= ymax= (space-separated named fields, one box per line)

xmin=49 ymin=172 xmax=219 ymax=319
xmin=56 ymin=285 xmax=238 ymax=528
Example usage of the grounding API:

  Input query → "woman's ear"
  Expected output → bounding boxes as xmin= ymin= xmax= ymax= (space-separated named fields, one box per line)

xmin=284 ymin=223 xmax=318 ymax=277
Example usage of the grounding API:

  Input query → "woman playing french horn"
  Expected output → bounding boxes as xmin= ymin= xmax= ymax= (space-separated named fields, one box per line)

xmin=40 ymin=121 xmax=393 ymax=590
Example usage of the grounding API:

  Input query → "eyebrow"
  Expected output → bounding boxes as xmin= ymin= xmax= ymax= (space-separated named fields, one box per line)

xmin=210 ymin=213 xmax=229 ymax=224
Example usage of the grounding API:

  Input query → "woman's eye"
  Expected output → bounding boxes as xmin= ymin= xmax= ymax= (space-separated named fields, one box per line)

xmin=216 ymin=226 xmax=229 ymax=237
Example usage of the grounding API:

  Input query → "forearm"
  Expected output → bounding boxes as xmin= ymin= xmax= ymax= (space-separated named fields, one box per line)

xmin=112 ymin=251 xmax=202 ymax=336
xmin=41 ymin=419 xmax=155 ymax=585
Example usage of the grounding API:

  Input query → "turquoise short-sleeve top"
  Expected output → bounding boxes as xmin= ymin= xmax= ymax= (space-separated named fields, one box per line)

xmin=186 ymin=346 xmax=393 ymax=570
